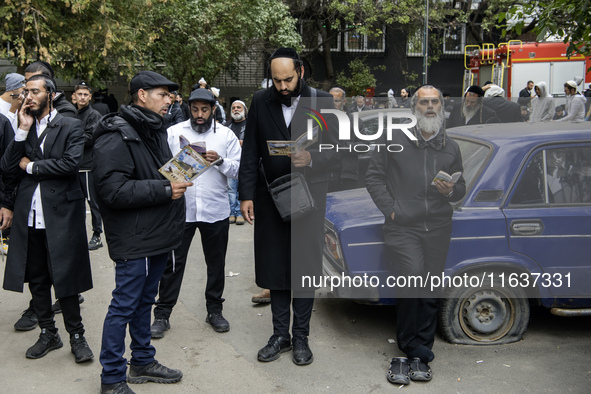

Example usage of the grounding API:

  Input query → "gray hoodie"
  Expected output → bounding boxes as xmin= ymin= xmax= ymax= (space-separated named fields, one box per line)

xmin=531 ymin=81 xmax=554 ymax=122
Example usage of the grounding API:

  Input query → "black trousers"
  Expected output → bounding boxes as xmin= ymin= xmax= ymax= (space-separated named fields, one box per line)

xmin=270 ymin=290 xmax=315 ymax=338
xmin=384 ymin=224 xmax=452 ymax=364
xmin=26 ymin=227 xmax=84 ymax=337
xmin=79 ymin=171 xmax=102 ymax=236
xmin=154 ymin=219 xmax=229 ymax=318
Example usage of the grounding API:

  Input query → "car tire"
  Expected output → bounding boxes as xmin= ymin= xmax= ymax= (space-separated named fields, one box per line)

xmin=439 ymin=273 xmax=530 ymax=345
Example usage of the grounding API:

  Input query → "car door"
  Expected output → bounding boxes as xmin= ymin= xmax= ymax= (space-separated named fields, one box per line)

xmin=502 ymin=143 xmax=591 ymax=297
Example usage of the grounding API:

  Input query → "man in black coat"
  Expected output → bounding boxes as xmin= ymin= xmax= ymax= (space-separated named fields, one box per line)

xmin=239 ymin=48 xmax=337 ymax=366
xmin=74 ymin=82 xmax=104 ymax=250
xmin=93 ymin=71 xmax=190 ymax=394
xmin=518 ymin=80 xmax=534 ymax=107
xmin=447 ymin=85 xmax=500 ymax=128
xmin=1 ymin=74 xmax=94 ymax=363
xmin=483 ymin=84 xmax=521 ymax=123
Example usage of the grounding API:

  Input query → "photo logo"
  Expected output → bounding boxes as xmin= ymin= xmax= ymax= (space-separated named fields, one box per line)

xmin=305 ymin=107 xmax=329 ymax=139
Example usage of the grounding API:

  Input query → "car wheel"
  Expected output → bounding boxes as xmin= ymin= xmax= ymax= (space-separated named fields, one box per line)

xmin=439 ymin=274 xmax=530 ymax=345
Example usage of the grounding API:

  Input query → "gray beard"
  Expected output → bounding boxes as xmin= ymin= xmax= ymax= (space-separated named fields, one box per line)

xmin=231 ymin=112 xmax=245 ymax=121
xmin=190 ymin=115 xmax=214 ymax=134
xmin=416 ymin=110 xmax=444 ymax=135
xmin=462 ymin=104 xmax=478 ymax=121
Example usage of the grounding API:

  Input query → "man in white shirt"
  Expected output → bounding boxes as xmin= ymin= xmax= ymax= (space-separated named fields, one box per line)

xmin=556 ymin=80 xmax=586 ymax=122
xmin=151 ymin=88 xmax=241 ymax=338
xmin=0 ymin=73 xmax=25 ymax=132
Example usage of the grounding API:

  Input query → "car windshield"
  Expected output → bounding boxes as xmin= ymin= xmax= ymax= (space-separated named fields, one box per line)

xmin=453 ymin=138 xmax=490 ymax=187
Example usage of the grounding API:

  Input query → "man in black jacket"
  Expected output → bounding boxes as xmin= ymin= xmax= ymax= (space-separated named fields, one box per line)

xmin=93 ymin=71 xmax=191 ymax=394
xmin=74 ymin=82 xmax=103 ymax=250
xmin=366 ymin=85 xmax=466 ymax=386
xmin=239 ymin=48 xmax=337 ymax=366
xmin=1 ymin=74 xmax=94 ymax=364
xmin=447 ymin=85 xmax=499 ymax=128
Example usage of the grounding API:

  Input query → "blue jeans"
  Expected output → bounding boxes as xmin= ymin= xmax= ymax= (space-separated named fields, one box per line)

xmin=100 ymin=253 xmax=168 ymax=384
xmin=228 ymin=178 xmax=242 ymax=217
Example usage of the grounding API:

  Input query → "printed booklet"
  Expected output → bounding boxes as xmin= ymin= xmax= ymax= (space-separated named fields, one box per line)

xmin=431 ymin=170 xmax=462 ymax=185
xmin=159 ymin=135 xmax=221 ymax=182
xmin=267 ymin=126 xmax=318 ymax=156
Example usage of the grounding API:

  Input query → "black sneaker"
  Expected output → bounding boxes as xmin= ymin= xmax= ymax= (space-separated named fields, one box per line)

xmin=127 ymin=360 xmax=183 ymax=384
xmin=205 ymin=312 xmax=230 ymax=332
xmin=387 ymin=357 xmax=411 ymax=385
xmin=88 ymin=235 xmax=103 ymax=250
xmin=14 ymin=308 xmax=38 ymax=331
xmin=70 ymin=333 xmax=94 ymax=363
xmin=150 ymin=318 xmax=170 ymax=339
xmin=101 ymin=381 xmax=136 ymax=394
xmin=409 ymin=357 xmax=433 ymax=381
xmin=52 ymin=294 xmax=85 ymax=314
xmin=257 ymin=334 xmax=292 ymax=362
xmin=26 ymin=328 xmax=63 ymax=359
xmin=292 ymin=335 xmax=313 ymax=365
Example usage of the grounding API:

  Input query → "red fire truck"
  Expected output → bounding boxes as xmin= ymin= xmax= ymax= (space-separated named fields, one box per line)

xmin=463 ymin=41 xmax=591 ymax=98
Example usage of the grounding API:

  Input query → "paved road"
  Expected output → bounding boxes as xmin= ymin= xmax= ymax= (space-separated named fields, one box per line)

xmin=0 ymin=219 xmax=590 ymax=393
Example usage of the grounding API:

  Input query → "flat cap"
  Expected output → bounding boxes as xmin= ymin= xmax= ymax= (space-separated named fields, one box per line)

xmin=130 ymin=71 xmax=179 ymax=95
xmin=188 ymin=88 xmax=216 ymax=105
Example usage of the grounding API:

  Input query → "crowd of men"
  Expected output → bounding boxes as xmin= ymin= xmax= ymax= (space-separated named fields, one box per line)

xmin=0 ymin=48 xmax=589 ymax=394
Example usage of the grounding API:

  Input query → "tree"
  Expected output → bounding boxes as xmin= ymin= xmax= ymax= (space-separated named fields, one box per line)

xmin=288 ymin=0 xmax=466 ymax=89
xmin=0 ymin=0 xmax=161 ymax=85
xmin=146 ymin=0 xmax=301 ymax=94
xmin=499 ymin=1 xmax=591 ymax=58
xmin=335 ymin=58 xmax=384 ymax=97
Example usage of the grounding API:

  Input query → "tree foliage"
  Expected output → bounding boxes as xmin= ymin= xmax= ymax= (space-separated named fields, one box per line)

xmin=0 ymin=0 xmax=300 ymax=88
xmin=0 ymin=0 xmax=161 ymax=85
xmin=147 ymin=0 xmax=300 ymax=93
xmin=499 ymin=1 xmax=591 ymax=58
xmin=335 ymin=58 xmax=385 ymax=97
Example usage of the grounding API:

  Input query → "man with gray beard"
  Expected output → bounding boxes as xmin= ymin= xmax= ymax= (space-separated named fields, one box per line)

xmin=151 ymin=88 xmax=241 ymax=338
xmin=366 ymin=85 xmax=466 ymax=386
xmin=446 ymin=85 xmax=499 ymax=128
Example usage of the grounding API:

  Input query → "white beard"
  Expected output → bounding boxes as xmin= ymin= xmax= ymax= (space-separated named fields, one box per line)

xmin=231 ymin=112 xmax=245 ymax=121
xmin=462 ymin=104 xmax=478 ymax=122
xmin=416 ymin=110 xmax=444 ymax=135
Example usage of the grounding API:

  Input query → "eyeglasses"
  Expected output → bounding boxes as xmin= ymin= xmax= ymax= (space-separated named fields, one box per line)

xmin=22 ymin=89 xmax=48 ymax=97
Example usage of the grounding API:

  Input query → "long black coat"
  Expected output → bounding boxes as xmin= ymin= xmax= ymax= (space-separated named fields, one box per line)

xmin=446 ymin=103 xmax=500 ymax=129
xmin=1 ymin=113 xmax=92 ymax=298
xmin=238 ymin=83 xmax=338 ymax=290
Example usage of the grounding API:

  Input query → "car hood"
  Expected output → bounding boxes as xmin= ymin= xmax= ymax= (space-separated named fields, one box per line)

xmin=325 ymin=188 xmax=384 ymax=230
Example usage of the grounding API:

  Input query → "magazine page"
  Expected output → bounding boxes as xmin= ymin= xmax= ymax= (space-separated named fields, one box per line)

xmin=159 ymin=145 xmax=214 ymax=182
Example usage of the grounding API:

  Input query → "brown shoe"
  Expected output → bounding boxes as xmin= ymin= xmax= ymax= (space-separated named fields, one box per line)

xmin=229 ymin=216 xmax=236 ymax=224
xmin=235 ymin=216 xmax=245 ymax=225
xmin=251 ymin=289 xmax=271 ymax=303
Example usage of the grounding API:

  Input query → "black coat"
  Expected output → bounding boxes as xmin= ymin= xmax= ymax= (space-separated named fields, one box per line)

xmin=238 ymin=84 xmax=338 ymax=290
xmin=92 ymin=105 xmax=185 ymax=261
xmin=76 ymin=104 xmax=102 ymax=170
xmin=1 ymin=113 xmax=92 ymax=298
xmin=446 ymin=103 xmax=500 ymax=129
xmin=483 ymin=97 xmax=521 ymax=123
xmin=53 ymin=92 xmax=77 ymax=118
xmin=0 ymin=113 xmax=17 ymax=211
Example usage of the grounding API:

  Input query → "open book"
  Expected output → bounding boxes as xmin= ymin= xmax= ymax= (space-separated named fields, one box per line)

xmin=159 ymin=135 xmax=221 ymax=182
xmin=267 ymin=126 xmax=318 ymax=156
xmin=431 ymin=170 xmax=462 ymax=185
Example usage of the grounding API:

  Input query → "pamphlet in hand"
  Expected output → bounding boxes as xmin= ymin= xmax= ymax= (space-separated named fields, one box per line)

xmin=159 ymin=136 xmax=220 ymax=182
xmin=431 ymin=170 xmax=462 ymax=185
xmin=267 ymin=126 xmax=319 ymax=156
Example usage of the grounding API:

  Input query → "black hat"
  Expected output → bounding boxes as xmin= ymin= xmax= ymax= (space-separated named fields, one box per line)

xmin=129 ymin=71 xmax=179 ymax=95
xmin=465 ymin=85 xmax=485 ymax=97
xmin=188 ymin=88 xmax=216 ymax=105
xmin=269 ymin=47 xmax=300 ymax=61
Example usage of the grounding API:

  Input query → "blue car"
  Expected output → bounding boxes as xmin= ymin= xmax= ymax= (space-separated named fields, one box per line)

xmin=323 ymin=120 xmax=591 ymax=345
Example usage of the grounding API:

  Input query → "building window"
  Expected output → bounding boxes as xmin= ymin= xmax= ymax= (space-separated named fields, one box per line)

xmin=443 ymin=25 xmax=465 ymax=54
xmin=406 ymin=29 xmax=424 ymax=57
xmin=344 ymin=25 xmax=385 ymax=53
xmin=301 ymin=20 xmax=341 ymax=52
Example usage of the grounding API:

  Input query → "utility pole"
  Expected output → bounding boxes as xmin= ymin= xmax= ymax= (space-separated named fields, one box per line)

xmin=423 ymin=0 xmax=429 ymax=85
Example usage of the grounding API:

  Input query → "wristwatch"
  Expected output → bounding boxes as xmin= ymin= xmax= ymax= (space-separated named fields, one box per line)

xmin=445 ymin=189 xmax=454 ymax=198
xmin=215 ymin=157 xmax=224 ymax=166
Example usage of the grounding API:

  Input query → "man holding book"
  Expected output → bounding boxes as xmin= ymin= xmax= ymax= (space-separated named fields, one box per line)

xmin=151 ymin=88 xmax=241 ymax=338
xmin=366 ymin=85 xmax=466 ymax=386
